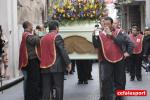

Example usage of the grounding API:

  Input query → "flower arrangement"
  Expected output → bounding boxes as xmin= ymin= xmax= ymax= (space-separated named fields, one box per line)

xmin=48 ymin=0 xmax=106 ymax=25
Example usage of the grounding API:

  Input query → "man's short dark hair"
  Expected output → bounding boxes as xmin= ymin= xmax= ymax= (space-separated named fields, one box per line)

xmin=22 ymin=21 xmax=31 ymax=29
xmin=36 ymin=25 xmax=41 ymax=30
xmin=132 ymin=26 xmax=139 ymax=31
xmin=48 ymin=20 xmax=59 ymax=31
xmin=104 ymin=17 xmax=113 ymax=24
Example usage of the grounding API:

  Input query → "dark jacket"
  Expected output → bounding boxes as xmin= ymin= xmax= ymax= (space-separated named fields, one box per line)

xmin=143 ymin=35 xmax=150 ymax=56
xmin=0 ymin=38 xmax=4 ymax=56
xmin=92 ymin=31 xmax=134 ymax=58
xmin=26 ymin=35 xmax=40 ymax=60
xmin=113 ymin=32 xmax=134 ymax=55
xmin=41 ymin=35 xmax=71 ymax=73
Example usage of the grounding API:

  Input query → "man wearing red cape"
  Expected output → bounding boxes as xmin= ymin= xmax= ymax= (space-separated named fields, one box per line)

xmin=93 ymin=17 xmax=134 ymax=100
xmin=40 ymin=20 xmax=71 ymax=100
xmin=19 ymin=21 xmax=41 ymax=100
xmin=129 ymin=26 xmax=144 ymax=81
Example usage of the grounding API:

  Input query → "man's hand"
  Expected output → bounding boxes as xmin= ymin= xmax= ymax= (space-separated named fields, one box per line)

xmin=92 ymin=31 xmax=95 ymax=35
xmin=124 ymin=52 xmax=130 ymax=59
xmin=67 ymin=63 xmax=72 ymax=73
xmin=104 ymin=26 xmax=112 ymax=35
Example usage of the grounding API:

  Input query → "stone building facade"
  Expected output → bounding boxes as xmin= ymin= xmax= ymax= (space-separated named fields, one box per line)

xmin=116 ymin=0 xmax=150 ymax=31
xmin=0 ymin=0 xmax=47 ymax=79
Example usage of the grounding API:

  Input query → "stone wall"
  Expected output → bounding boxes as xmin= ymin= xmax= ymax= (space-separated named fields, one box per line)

xmin=17 ymin=0 xmax=45 ymax=25
xmin=146 ymin=0 xmax=150 ymax=27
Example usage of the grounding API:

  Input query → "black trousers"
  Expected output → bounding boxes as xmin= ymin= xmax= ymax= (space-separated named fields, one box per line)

xmin=76 ymin=60 xmax=89 ymax=82
xmin=71 ymin=60 xmax=76 ymax=72
xmin=130 ymin=54 xmax=142 ymax=79
xmin=25 ymin=58 xmax=41 ymax=100
xmin=124 ymin=57 xmax=131 ymax=73
xmin=87 ymin=60 xmax=93 ymax=79
xmin=99 ymin=60 xmax=126 ymax=100
xmin=41 ymin=72 xmax=64 ymax=100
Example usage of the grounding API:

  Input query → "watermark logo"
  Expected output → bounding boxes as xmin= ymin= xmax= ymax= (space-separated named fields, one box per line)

xmin=116 ymin=90 xmax=147 ymax=96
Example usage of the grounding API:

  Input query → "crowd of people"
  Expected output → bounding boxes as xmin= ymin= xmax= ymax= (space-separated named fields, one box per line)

xmin=18 ymin=17 xmax=150 ymax=100
xmin=1 ymin=15 xmax=150 ymax=100
xmin=18 ymin=20 xmax=71 ymax=100
xmin=93 ymin=16 xmax=150 ymax=100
